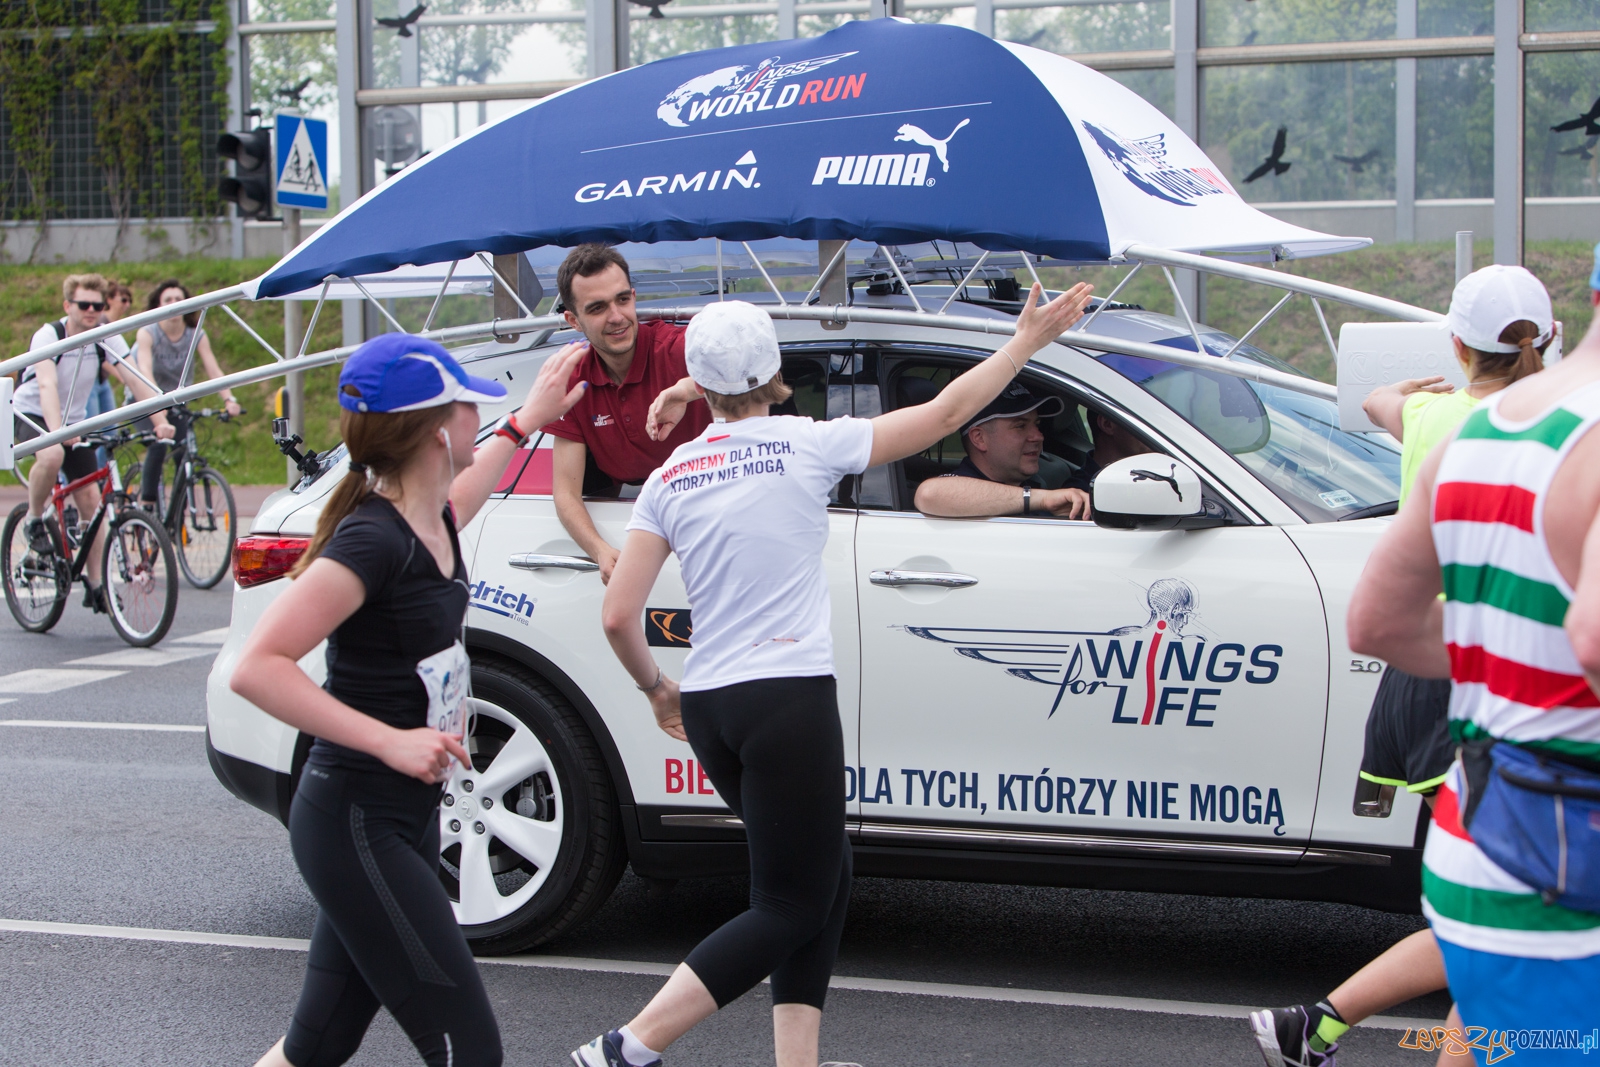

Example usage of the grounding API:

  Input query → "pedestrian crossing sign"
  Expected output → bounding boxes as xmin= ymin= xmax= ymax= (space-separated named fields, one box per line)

xmin=274 ymin=112 xmax=329 ymax=211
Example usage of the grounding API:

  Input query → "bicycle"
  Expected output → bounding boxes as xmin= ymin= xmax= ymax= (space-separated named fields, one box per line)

xmin=1 ymin=428 xmax=179 ymax=646
xmin=125 ymin=403 xmax=241 ymax=590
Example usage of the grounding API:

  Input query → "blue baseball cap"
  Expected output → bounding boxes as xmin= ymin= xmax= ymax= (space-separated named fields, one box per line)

xmin=1591 ymin=241 xmax=1600 ymax=292
xmin=339 ymin=333 xmax=507 ymax=413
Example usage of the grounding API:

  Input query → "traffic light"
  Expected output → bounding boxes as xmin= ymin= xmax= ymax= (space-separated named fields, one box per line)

xmin=217 ymin=128 xmax=274 ymax=220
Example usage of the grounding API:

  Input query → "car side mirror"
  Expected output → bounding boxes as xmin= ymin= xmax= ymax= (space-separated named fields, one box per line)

xmin=1092 ymin=453 xmax=1204 ymax=530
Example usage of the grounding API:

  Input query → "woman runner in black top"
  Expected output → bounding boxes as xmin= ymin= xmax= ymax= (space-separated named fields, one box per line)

xmin=232 ymin=333 xmax=586 ymax=1067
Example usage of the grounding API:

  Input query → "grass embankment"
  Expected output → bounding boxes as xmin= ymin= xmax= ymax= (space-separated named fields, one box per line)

xmin=1 ymin=242 xmax=1591 ymax=487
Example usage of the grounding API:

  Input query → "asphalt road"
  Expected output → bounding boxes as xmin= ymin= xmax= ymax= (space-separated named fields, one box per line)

xmin=0 ymin=580 xmax=1451 ymax=1066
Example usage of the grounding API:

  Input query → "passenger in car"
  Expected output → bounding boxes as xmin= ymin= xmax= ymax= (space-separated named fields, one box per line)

xmin=912 ymin=382 xmax=1142 ymax=519
xmin=543 ymin=244 xmax=712 ymax=584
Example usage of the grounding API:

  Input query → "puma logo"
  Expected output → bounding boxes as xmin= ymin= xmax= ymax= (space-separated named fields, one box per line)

xmin=894 ymin=119 xmax=970 ymax=172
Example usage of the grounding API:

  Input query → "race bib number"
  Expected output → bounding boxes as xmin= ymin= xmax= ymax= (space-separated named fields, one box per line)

xmin=416 ymin=640 xmax=470 ymax=742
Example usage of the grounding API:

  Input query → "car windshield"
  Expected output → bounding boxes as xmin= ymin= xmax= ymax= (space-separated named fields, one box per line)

xmin=1095 ymin=334 xmax=1400 ymax=523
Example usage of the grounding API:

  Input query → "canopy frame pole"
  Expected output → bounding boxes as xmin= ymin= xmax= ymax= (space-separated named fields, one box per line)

xmin=881 ymin=246 xmax=924 ymax=313
xmin=177 ymin=306 xmax=210 ymax=391
xmin=218 ymin=302 xmax=285 ymax=362
xmin=422 ymin=261 xmax=459 ymax=333
xmin=474 ymin=253 xmax=535 ymax=318
xmin=1020 ymin=251 xmax=1044 ymax=292
xmin=298 ymin=280 xmax=332 ymax=360
xmin=936 ymin=251 xmax=991 ymax=315
xmin=1073 ymin=262 xmax=1142 ymax=333
xmin=1221 ymin=289 xmax=1296 ymax=361
xmin=802 ymin=242 xmax=850 ymax=307
xmin=350 ymin=276 xmax=409 ymax=332
xmin=1311 ymin=297 xmax=1340 ymax=361
xmin=102 ymin=344 xmax=162 ymax=399
xmin=716 ymin=240 xmax=725 ymax=300
xmin=741 ymin=242 xmax=787 ymax=307
xmin=1162 ymin=266 xmax=1206 ymax=355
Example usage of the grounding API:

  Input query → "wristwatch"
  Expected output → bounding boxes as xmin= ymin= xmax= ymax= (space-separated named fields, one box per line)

xmin=1022 ymin=486 xmax=1032 ymax=516
xmin=492 ymin=411 xmax=530 ymax=447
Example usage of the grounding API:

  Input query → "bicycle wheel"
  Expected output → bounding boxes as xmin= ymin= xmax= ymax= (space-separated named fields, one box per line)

xmin=1 ymin=503 xmax=67 ymax=633
xmin=101 ymin=509 xmax=178 ymax=647
xmin=176 ymin=466 xmax=236 ymax=589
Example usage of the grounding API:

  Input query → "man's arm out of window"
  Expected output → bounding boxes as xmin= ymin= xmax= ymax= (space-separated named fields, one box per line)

xmin=552 ymin=435 xmax=620 ymax=584
xmin=914 ymin=474 xmax=1024 ymax=518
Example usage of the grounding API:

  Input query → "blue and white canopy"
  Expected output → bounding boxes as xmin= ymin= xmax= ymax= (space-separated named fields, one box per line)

xmin=249 ymin=18 xmax=1365 ymax=300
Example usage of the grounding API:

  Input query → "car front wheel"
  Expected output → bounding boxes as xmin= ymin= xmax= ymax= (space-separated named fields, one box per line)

xmin=443 ymin=658 xmax=627 ymax=954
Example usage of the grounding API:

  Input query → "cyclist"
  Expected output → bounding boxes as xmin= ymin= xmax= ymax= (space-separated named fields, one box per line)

xmin=134 ymin=279 xmax=242 ymax=511
xmin=18 ymin=272 xmax=166 ymax=612
xmin=231 ymin=333 xmax=587 ymax=1067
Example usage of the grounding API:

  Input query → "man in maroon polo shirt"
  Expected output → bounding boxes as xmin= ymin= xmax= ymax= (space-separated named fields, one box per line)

xmin=542 ymin=244 xmax=713 ymax=583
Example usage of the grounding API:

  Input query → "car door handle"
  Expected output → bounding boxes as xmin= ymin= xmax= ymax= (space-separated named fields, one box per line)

xmin=869 ymin=569 xmax=978 ymax=588
xmin=509 ymin=553 xmax=599 ymax=572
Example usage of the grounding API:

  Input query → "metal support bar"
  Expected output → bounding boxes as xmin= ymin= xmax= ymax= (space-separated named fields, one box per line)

xmin=218 ymin=303 xmax=284 ymax=362
xmin=474 ymin=253 xmax=535 ymax=317
xmin=1456 ymin=231 xmax=1474 ymax=283
xmin=803 ymin=242 xmax=850 ymax=306
xmin=1019 ymin=252 xmax=1044 ymax=293
xmin=717 ymin=240 xmax=725 ymax=300
xmin=177 ymin=307 xmax=209 ymax=391
xmin=742 ymin=243 xmax=788 ymax=306
xmin=974 ymin=0 xmax=994 ymax=36
xmin=1074 ymin=262 xmax=1142 ymax=333
xmin=1493 ymin=0 xmax=1523 ymax=265
xmin=1220 ymin=289 xmax=1295 ymax=360
xmin=423 ymin=261 xmax=459 ymax=333
xmin=102 ymin=344 xmax=162 ymax=398
xmin=1172 ymin=0 xmax=1198 ymax=139
xmin=1163 ymin=266 xmax=1205 ymax=354
xmin=0 ymin=286 xmax=247 ymax=377
xmin=1311 ymin=298 xmax=1339 ymax=361
xmin=299 ymin=281 xmax=331 ymax=360
xmin=882 ymin=247 xmax=925 ymax=313
xmin=349 ymin=277 xmax=408 ymax=332
xmin=777 ymin=0 xmax=797 ymax=38
xmin=937 ymin=251 xmax=991 ymax=314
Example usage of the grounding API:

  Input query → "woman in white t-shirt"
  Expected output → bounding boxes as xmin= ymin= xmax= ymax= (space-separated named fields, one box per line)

xmin=572 ymin=284 xmax=1092 ymax=1067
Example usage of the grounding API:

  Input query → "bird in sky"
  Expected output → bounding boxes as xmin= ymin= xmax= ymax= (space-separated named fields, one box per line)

xmin=377 ymin=4 xmax=426 ymax=36
xmin=1333 ymin=148 xmax=1380 ymax=173
xmin=1559 ymin=136 xmax=1599 ymax=161
xmin=629 ymin=0 xmax=672 ymax=17
xmin=1243 ymin=127 xmax=1291 ymax=183
xmin=275 ymin=77 xmax=313 ymax=107
xmin=1551 ymin=96 xmax=1600 ymax=137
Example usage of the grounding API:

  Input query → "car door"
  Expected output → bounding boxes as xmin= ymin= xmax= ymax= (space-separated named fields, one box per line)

xmin=852 ymin=352 xmax=1330 ymax=851
xmin=468 ymin=345 xmax=868 ymax=834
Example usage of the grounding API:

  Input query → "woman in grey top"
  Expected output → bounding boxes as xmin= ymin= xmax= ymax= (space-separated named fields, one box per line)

xmin=135 ymin=279 xmax=242 ymax=508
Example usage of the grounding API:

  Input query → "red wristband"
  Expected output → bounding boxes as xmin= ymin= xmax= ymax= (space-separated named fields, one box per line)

xmin=504 ymin=411 xmax=524 ymax=439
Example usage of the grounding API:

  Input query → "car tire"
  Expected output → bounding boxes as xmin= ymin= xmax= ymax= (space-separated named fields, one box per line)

xmin=450 ymin=657 xmax=627 ymax=955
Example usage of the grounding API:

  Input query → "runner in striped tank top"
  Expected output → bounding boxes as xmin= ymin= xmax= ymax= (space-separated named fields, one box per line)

xmin=1351 ymin=266 xmax=1600 ymax=1064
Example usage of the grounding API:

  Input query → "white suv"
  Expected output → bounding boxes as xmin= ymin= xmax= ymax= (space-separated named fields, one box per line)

xmin=207 ymin=289 xmax=1422 ymax=953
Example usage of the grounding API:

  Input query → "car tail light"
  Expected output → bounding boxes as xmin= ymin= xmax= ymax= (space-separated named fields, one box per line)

xmin=233 ymin=534 xmax=311 ymax=588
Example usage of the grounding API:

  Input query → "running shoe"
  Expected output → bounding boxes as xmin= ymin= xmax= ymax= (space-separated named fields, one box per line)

xmin=82 ymin=582 xmax=108 ymax=615
xmin=23 ymin=517 xmax=52 ymax=554
xmin=1251 ymin=1006 xmax=1338 ymax=1067
xmin=571 ymin=1031 xmax=661 ymax=1067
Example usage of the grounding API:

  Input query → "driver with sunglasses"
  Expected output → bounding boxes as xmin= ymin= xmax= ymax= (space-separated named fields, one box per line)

xmin=16 ymin=273 xmax=166 ymax=612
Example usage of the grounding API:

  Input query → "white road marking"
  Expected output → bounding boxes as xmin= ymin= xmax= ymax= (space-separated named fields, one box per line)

xmin=0 ymin=720 xmax=204 ymax=732
xmin=66 ymin=647 xmax=214 ymax=668
xmin=0 ymin=668 xmax=124 ymax=693
xmin=0 ymin=918 xmax=1440 ymax=1029
xmin=173 ymin=627 xmax=229 ymax=645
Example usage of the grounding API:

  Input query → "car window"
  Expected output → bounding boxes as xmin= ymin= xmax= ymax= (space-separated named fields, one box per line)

xmin=779 ymin=351 xmax=894 ymax=509
xmin=1097 ymin=337 xmax=1400 ymax=523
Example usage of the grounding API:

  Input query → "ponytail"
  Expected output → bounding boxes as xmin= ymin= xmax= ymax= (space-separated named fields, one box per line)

xmin=289 ymin=403 xmax=455 ymax=578
xmin=1463 ymin=319 xmax=1551 ymax=387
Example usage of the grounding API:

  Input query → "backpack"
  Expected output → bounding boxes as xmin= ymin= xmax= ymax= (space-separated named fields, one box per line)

xmin=26 ymin=319 xmax=108 ymax=387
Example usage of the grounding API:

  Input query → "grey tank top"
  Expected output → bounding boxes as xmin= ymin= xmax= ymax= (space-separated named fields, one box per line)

xmin=142 ymin=324 xmax=203 ymax=392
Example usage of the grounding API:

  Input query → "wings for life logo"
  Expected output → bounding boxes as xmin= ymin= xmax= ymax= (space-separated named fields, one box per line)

xmin=656 ymin=51 xmax=863 ymax=128
xmin=903 ymin=578 xmax=1282 ymax=725
xmin=1080 ymin=121 xmax=1233 ymax=207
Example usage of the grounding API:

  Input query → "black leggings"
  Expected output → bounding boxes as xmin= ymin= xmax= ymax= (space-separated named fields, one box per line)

xmin=284 ymin=755 xmax=501 ymax=1067
xmin=680 ymin=675 xmax=852 ymax=1010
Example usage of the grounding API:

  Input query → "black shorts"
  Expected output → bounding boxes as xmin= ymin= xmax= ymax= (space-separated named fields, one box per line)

xmin=15 ymin=416 xmax=100 ymax=482
xmin=1359 ymin=666 xmax=1455 ymax=795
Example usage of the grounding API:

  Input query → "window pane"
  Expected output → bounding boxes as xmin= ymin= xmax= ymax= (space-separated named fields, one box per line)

xmin=1201 ymin=61 xmax=1396 ymax=202
xmin=1107 ymin=67 xmax=1175 ymax=119
xmin=996 ymin=2 xmax=1171 ymax=55
xmin=1417 ymin=55 xmax=1493 ymax=199
xmin=1526 ymin=0 xmax=1600 ymax=34
xmin=1200 ymin=0 xmax=1393 ymax=48
xmin=1417 ymin=0 xmax=1491 ymax=37
xmin=631 ymin=0 xmax=780 ymax=65
xmin=1526 ymin=50 xmax=1600 ymax=199
xmin=372 ymin=0 xmax=585 ymax=90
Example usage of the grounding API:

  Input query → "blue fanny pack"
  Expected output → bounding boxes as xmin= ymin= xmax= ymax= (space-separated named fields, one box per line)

xmin=1461 ymin=740 xmax=1600 ymax=914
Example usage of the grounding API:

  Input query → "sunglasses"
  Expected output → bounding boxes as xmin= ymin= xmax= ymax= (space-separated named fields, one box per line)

xmin=72 ymin=300 xmax=108 ymax=312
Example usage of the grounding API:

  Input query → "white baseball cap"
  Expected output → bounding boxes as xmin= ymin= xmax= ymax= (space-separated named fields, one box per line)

xmin=1447 ymin=265 xmax=1554 ymax=354
xmin=685 ymin=300 xmax=781 ymax=395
